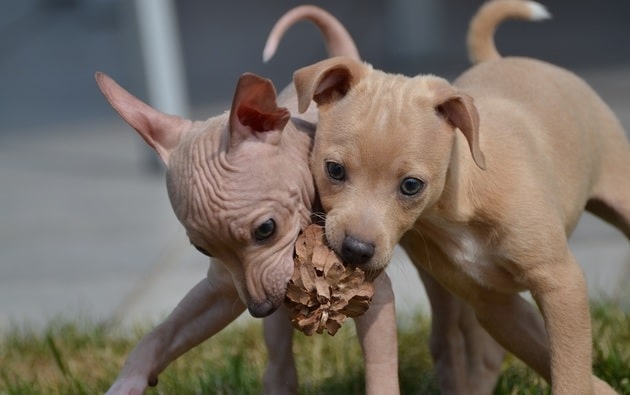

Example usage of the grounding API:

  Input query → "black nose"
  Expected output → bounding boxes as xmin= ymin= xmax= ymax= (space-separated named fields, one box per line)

xmin=341 ymin=235 xmax=375 ymax=265
xmin=248 ymin=300 xmax=275 ymax=318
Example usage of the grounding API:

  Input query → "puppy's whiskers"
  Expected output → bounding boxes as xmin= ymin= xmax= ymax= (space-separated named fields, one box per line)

xmin=311 ymin=211 xmax=327 ymax=226
xmin=364 ymin=267 xmax=383 ymax=282
xmin=409 ymin=228 xmax=432 ymax=271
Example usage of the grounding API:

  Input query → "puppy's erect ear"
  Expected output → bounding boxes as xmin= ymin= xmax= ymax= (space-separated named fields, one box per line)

xmin=228 ymin=73 xmax=290 ymax=149
xmin=436 ymin=90 xmax=486 ymax=170
xmin=293 ymin=56 xmax=368 ymax=114
xmin=95 ymin=72 xmax=192 ymax=165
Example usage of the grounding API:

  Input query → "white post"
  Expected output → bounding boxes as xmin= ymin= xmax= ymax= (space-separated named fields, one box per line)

xmin=133 ymin=0 xmax=189 ymax=118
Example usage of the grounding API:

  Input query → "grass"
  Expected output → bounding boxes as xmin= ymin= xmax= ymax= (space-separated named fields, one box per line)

xmin=0 ymin=303 xmax=628 ymax=395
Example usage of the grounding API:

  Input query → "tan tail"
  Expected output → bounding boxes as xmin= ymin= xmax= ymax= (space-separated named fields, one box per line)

xmin=263 ymin=5 xmax=360 ymax=63
xmin=468 ymin=0 xmax=551 ymax=64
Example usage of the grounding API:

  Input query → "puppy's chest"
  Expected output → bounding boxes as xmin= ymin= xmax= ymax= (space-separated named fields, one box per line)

xmin=439 ymin=227 xmax=490 ymax=268
xmin=428 ymin=224 xmax=521 ymax=292
xmin=445 ymin=229 xmax=484 ymax=263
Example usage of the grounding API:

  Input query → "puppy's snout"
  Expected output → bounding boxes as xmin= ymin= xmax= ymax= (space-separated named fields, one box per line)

xmin=248 ymin=300 xmax=275 ymax=318
xmin=341 ymin=235 xmax=375 ymax=265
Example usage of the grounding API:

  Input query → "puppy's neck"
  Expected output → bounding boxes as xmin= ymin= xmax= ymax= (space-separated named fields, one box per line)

xmin=431 ymin=131 xmax=483 ymax=222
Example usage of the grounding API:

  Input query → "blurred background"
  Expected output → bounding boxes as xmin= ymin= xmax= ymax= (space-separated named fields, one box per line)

xmin=1 ymin=0 xmax=629 ymax=331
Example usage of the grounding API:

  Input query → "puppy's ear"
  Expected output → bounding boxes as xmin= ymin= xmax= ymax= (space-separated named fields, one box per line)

xmin=436 ymin=91 xmax=486 ymax=170
xmin=95 ymin=72 xmax=192 ymax=165
xmin=229 ymin=73 xmax=291 ymax=148
xmin=293 ymin=56 xmax=367 ymax=113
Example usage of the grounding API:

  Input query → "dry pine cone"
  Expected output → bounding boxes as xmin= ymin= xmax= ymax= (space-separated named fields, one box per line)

xmin=285 ymin=224 xmax=375 ymax=336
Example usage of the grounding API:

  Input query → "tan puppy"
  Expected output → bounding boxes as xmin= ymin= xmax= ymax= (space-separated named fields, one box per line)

xmin=269 ymin=6 xmax=510 ymax=395
xmin=101 ymin=6 xmax=399 ymax=395
xmin=294 ymin=1 xmax=629 ymax=394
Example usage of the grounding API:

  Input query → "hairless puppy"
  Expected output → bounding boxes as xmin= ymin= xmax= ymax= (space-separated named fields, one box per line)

xmin=101 ymin=6 xmax=397 ymax=394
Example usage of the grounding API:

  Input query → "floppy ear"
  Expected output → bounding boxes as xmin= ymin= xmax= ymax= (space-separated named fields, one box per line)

xmin=228 ymin=73 xmax=290 ymax=149
xmin=436 ymin=91 xmax=486 ymax=170
xmin=95 ymin=72 xmax=192 ymax=165
xmin=293 ymin=56 xmax=368 ymax=114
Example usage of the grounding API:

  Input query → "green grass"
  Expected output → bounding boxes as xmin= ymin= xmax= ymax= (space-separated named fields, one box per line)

xmin=0 ymin=303 xmax=628 ymax=395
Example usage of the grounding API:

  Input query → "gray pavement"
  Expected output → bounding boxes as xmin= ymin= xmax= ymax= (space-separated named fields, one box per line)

xmin=1 ymin=1 xmax=629 ymax=333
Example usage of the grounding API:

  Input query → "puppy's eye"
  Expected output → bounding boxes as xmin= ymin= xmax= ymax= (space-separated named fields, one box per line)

xmin=193 ymin=245 xmax=213 ymax=257
xmin=400 ymin=177 xmax=425 ymax=196
xmin=254 ymin=219 xmax=276 ymax=242
xmin=325 ymin=161 xmax=345 ymax=181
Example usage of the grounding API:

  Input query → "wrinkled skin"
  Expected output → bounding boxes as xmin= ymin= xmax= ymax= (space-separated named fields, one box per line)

xmin=166 ymin=99 xmax=314 ymax=316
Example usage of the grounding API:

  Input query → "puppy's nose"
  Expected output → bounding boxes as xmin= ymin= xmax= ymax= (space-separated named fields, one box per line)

xmin=248 ymin=300 xmax=275 ymax=318
xmin=341 ymin=235 xmax=375 ymax=265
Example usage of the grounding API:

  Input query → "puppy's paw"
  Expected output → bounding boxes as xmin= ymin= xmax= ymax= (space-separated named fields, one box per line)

xmin=105 ymin=377 xmax=149 ymax=395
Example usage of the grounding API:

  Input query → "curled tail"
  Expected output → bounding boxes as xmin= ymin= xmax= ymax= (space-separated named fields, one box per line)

xmin=468 ymin=0 xmax=551 ymax=64
xmin=263 ymin=5 xmax=360 ymax=63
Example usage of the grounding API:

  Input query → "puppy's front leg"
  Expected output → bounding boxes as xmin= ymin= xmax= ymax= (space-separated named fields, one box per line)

xmin=353 ymin=272 xmax=400 ymax=395
xmin=106 ymin=261 xmax=245 ymax=395
xmin=262 ymin=305 xmax=297 ymax=395
xmin=473 ymin=274 xmax=614 ymax=394
xmin=530 ymin=252 xmax=616 ymax=395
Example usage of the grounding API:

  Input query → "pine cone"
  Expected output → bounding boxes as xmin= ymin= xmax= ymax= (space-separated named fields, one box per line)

xmin=285 ymin=224 xmax=375 ymax=336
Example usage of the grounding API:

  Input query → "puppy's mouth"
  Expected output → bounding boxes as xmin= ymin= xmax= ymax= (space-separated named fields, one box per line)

xmin=245 ymin=280 xmax=290 ymax=318
xmin=247 ymin=300 xmax=276 ymax=318
xmin=244 ymin=250 xmax=295 ymax=318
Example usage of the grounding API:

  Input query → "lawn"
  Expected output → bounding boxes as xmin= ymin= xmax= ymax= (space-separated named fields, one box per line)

xmin=1 ymin=303 xmax=628 ymax=394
